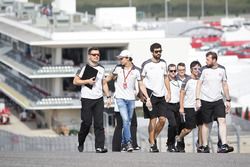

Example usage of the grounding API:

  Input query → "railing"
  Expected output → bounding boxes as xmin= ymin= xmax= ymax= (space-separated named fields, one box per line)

xmin=0 ymin=130 xmax=94 ymax=152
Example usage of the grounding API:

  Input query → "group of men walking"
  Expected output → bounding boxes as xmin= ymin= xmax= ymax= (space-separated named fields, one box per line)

xmin=73 ymin=43 xmax=234 ymax=153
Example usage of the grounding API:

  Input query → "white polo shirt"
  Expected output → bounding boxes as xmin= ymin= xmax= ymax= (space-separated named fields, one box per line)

xmin=169 ymin=77 xmax=183 ymax=103
xmin=141 ymin=59 xmax=167 ymax=97
xmin=199 ymin=64 xmax=227 ymax=102
xmin=181 ymin=77 xmax=198 ymax=108
xmin=112 ymin=64 xmax=141 ymax=100
xmin=76 ymin=64 xmax=105 ymax=99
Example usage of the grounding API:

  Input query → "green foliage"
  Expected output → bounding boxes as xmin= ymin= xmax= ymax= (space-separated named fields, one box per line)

xmin=30 ymin=0 xmax=250 ymax=17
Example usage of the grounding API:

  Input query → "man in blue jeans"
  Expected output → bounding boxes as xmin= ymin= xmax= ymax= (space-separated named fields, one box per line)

xmin=106 ymin=50 xmax=150 ymax=152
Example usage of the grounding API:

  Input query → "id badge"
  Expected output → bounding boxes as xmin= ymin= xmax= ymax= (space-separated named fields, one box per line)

xmin=123 ymin=82 xmax=127 ymax=89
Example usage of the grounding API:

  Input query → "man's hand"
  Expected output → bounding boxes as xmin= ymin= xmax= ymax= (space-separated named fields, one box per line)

xmin=179 ymin=108 xmax=185 ymax=114
xmin=105 ymin=97 xmax=112 ymax=108
xmin=225 ymin=101 xmax=231 ymax=114
xmin=195 ymin=99 xmax=201 ymax=111
xmin=179 ymin=109 xmax=186 ymax=123
xmin=145 ymin=98 xmax=153 ymax=111
xmin=88 ymin=77 xmax=96 ymax=85
xmin=165 ymin=94 xmax=171 ymax=102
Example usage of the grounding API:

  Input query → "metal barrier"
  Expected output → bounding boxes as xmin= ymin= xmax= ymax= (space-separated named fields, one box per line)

xmin=0 ymin=130 xmax=94 ymax=152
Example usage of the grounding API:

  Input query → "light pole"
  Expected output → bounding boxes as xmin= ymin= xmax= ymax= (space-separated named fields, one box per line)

xmin=225 ymin=0 xmax=229 ymax=17
xmin=165 ymin=0 xmax=170 ymax=22
xmin=187 ymin=0 xmax=190 ymax=20
xmin=129 ymin=0 xmax=132 ymax=7
xmin=201 ymin=0 xmax=204 ymax=19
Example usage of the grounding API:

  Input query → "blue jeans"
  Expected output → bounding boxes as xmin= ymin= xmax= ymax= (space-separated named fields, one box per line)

xmin=116 ymin=98 xmax=135 ymax=144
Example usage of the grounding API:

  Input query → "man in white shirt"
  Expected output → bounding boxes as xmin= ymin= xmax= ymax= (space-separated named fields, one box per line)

xmin=141 ymin=43 xmax=176 ymax=152
xmin=176 ymin=61 xmax=202 ymax=152
xmin=105 ymin=50 xmax=150 ymax=152
xmin=196 ymin=51 xmax=234 ymax=153
xmin=73 ymin=47 xmax=111 ymax=153
xmin=165 ymin=64 xmax=183 ymax=152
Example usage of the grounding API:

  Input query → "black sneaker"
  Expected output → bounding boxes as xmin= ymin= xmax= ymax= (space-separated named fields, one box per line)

xmin=176 ymin=142 xmax=185 ymax=153
xmin=150 ymin=144 xmax=159 ymax=153
xmin=200 ymin=145 xmax=210 ymax=153
xmin=96 ymin=148 xmax=108 ymax=153
xmin=217 ymin=144 xmax=234 ymax=153
xmin=78 ymin=144 xmax=84 ymax=152
xmin=121 ymin=143 xmax=127 ymax=152
xmin=197 ymin=146 xmax=203 ymax=153
xmin=126 ymin=142 xmax=133 ymax=152
xmin=167 ymin=145 xmax=177 ymax=152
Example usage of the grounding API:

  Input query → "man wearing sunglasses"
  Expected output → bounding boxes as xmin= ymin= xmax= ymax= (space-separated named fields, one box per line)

xmin=165 ymin=64 xmax=183 ymax=152
xmin=175 ymin=62 xmax=190 ymax=152
xmin=73 ymin=47 xmax=111 ymax=153
xmin=176 ymin=61 xmax=202 ymax=152
xmin=196 ymin=51 xmax=234 ymax=153
xmin=141 ymin=43 xmax=176 ymax=152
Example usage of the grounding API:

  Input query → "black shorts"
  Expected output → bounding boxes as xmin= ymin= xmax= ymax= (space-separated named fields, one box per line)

xmin=196 ymin=109 xmax=203 ymax=126
xmin=184 ymin=108 xmax=197 ymax=129
xmin=201 ymin=99 xmax=226 ymax=124
xmin=143 ymin=95 xmax=176 ymax=127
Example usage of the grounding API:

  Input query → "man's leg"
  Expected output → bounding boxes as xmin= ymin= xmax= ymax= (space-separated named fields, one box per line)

xmin=202 ymin=123 xmax=209 ymax=146
xmin=131 ymin=110 xmax=140 ymax=149
xmin=78 ymin=99 xmax=93 ymax=152
xmin=178 ymin=128 xmax=192 ymax=139
xmin=93 ymin=98 xmax=106 ymax=152
xmin=164 ymin=104 xmax=177 ymax=152
xmin=149 ymin=118 xmax=157 ymax=145
xmin=155 ymin=116 xmax=166 ymax=138
xmin=112 ymin=112 xmax=123 ymax=152
xmin=197 ymin=125 xmax=203 ymax=146
xmin=215 ymin=100 xmax=234 ymax=153
xmin=217 ymin=117 xmax=234 ymax=153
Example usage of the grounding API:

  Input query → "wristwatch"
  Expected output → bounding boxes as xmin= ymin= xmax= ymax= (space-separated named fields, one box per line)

xmin=226 ymin=99 xmax=231 ymax=102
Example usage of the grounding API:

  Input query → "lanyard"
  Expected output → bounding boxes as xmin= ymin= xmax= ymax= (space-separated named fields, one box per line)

xmin=123 ymin=68 xmax=133 ymax=83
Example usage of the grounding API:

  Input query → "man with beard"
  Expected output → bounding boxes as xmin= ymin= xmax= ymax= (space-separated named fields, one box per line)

xmin=141 ymin=43 xmax=176 ymax=152
xmin=196 ymin=51 xmax=234 ymax=153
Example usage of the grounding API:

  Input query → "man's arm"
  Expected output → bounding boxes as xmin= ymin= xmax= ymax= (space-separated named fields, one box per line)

xmin=73 ymin=75 xmax=95 ymax=86
xmin=102 ymin=79 xmax=111 ymax=107
xmin=164 ymin=75 xmax=171 ymax=102
xmin=138 ymin=80 xmax=150 ymax=100
xmin=179 ymin=89 xmax=185 ymax=113
xmin=222 ymin=80 xmax=231 ymax=113
xmin=104 ymin=73 xmax=115 ymax=84
xmin=222 ymin=81 xmax=230 ymax=101
xmin=195 ymin=80 xmax=202 ymax=110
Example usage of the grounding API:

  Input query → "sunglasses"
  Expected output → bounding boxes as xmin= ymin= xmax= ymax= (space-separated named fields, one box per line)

xmin=90 ymin=53 xmax=100 ymax=57
xmin=119 ymin=57 xmax=128 ymax=60
xmin=169 ymin=70 xmax=176 ymax=73
xmin=153 ymin=50 xmax=162 ymax=54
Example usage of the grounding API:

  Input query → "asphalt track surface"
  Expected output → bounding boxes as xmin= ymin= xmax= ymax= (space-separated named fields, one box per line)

xmin=0 ymin=151 xmax=249 ymax=167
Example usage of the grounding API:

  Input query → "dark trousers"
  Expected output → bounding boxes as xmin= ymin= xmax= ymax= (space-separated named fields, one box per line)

xmin=166 ymin=103 xmax=184 ymax=146
xmin=112 ymin=110 xmax=139 ymax=151
xmin=78 ymin=97 xmax=105 ymax=149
